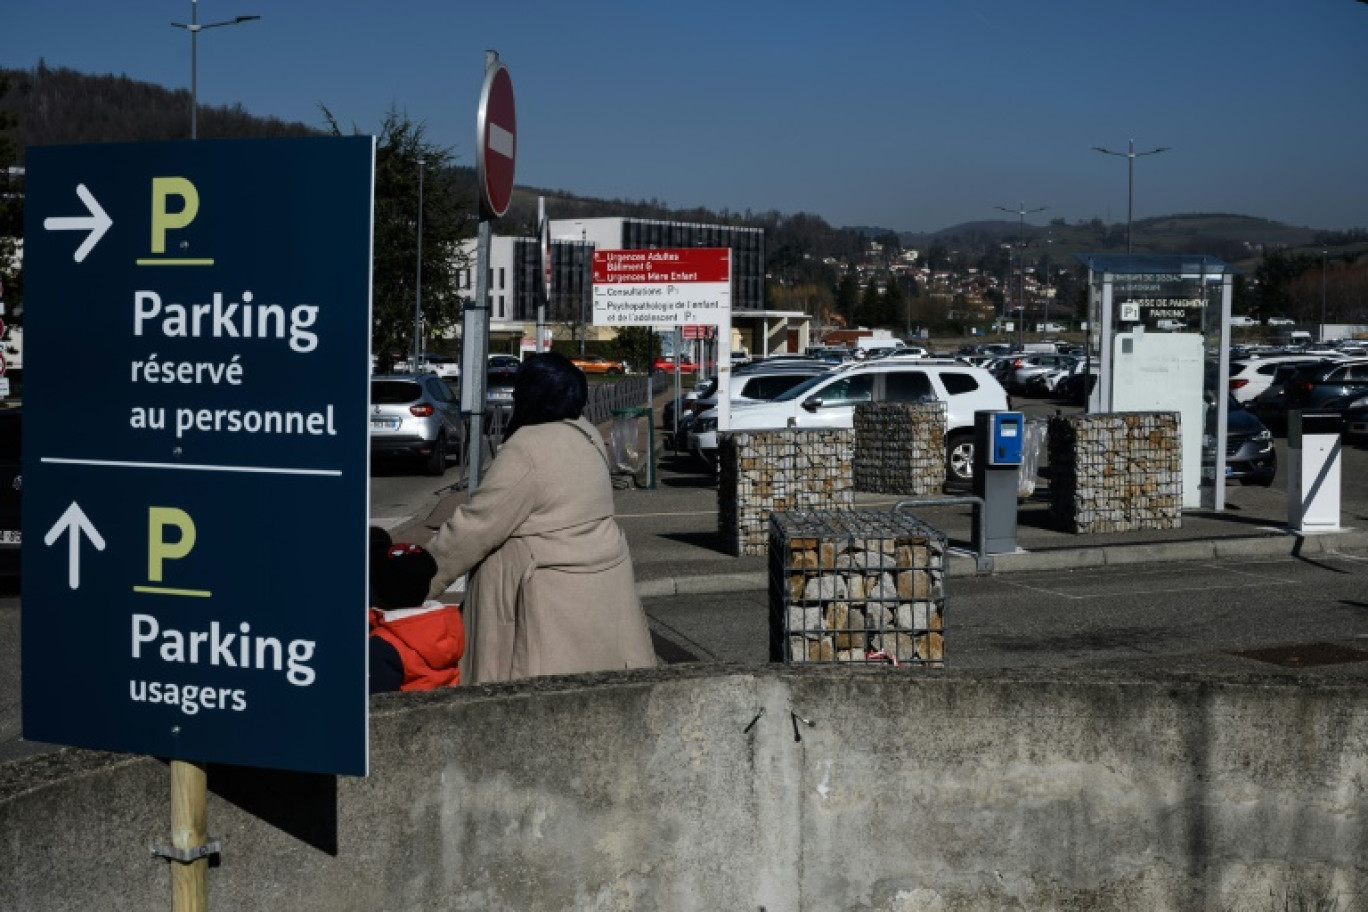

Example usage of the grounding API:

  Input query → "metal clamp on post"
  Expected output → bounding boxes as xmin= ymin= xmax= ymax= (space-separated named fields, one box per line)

xmin=893 ymin=497 xmax=993 ymax=572
xmin=149 ymin=838 xmax=222 ymax=864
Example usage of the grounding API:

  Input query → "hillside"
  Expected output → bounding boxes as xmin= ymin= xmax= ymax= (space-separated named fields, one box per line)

xmin=1 ymin=63 xmax=1356 ymax=271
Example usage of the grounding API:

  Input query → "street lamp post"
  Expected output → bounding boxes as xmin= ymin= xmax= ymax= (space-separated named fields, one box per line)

xmin=995 ymin=201 xmax=1047 ymax=345
xmin=1321 ymin=248 xmax=1328 ymax=343
xmin=576 ymin=222 xmax=587 ymax=356
xmin=412 ymin=158 xmax=426 ymax=369
xmin=170 ymin=0 xmax=260 ymax=140
xmin=1092 ymin=139 xmax=1169 ymax=256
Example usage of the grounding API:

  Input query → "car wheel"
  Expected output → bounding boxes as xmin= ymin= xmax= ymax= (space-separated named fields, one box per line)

xmin=946 ymin=431 xmax=975 ymax=484
xmin=608 ymin=366 xmax=622 ymax=376
xmin=423 ymin=432 xmax=448 ymax=476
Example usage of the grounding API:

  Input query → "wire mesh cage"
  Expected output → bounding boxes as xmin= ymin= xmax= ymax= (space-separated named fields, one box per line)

xmin=1047 ymin=412 xmax=1182 ymax=533
xmin=769 ymin=508 xmax=947 ymax=668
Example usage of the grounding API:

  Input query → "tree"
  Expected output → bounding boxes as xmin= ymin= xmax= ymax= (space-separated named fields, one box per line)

xmin=881 ymin=279 xmax=906 ymax=331
xmin=1251 ymin=250 xmax=1314 ymax=322
xmin=610 ymin=326 xmax=658 ymax=374
xmin=835 ymin=273 xmax=860 ymax=324
xmin=853 ymin=280 xmax=882 ymax=328
xmin=324 ymin=105 xmax=475 ymax=371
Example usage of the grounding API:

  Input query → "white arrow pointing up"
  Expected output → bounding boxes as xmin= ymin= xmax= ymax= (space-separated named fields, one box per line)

xmin=44 ymin=501 xmax=106 ymax=590
xmin=44 ymin=184 xmax=113 ymax=263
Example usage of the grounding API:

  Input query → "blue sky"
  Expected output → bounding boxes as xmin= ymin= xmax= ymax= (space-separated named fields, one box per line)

xmin=3 ymin=1 xmax=1365 ymax=234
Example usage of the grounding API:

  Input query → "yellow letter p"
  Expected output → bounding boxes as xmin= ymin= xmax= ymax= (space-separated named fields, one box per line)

xmin=150 ymin=177 xmax=199 ymax=254
xmin=148 ymin=507 xmax=197 ymax=583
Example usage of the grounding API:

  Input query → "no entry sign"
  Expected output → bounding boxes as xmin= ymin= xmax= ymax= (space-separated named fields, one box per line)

xmin=477 ymin=62 xmax=516 ymax=219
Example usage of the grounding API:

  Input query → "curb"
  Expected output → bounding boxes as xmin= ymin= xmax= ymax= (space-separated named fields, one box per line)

xmin=638 ymin=527 xmax=1368 ymax=598
xmin=950 ymin=526 xmax=1368 ymax=576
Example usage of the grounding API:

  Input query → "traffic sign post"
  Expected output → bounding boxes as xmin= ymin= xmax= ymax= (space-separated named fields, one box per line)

xmin=22 ymin=137 xmax=375 ymax=777
xmin=476 ymin=55 xmax=516 ymax=221
xmin=466 ymin=52 xmax=516 ymax=490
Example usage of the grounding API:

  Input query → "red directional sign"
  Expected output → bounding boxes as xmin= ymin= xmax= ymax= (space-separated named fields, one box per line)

xmin=477 ymin=63 xmax=516 ymax=219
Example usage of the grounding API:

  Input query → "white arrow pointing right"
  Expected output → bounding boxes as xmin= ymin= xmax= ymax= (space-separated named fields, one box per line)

xmin=44 ymin=501 xmax=107 ymax=590
xmin=43 ymin=184 xmax=114 ymax=263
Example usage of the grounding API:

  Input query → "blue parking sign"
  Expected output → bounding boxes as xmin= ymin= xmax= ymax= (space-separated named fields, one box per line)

xmin=21 ymin=137 xmax=375 ymax=776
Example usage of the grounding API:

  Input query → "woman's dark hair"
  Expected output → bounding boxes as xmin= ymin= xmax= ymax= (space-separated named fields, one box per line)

xmin=503 ymin=352 xmax=588 ymax=440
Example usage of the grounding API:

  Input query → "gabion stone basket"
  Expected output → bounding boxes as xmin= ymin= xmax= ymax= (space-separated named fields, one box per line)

xmin=769 ymin=508 xmax=947 ymax=668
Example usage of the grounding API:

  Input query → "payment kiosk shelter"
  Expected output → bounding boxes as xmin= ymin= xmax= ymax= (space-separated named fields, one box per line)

xmin=1076 ymin=254 xmax=1240 ymax=510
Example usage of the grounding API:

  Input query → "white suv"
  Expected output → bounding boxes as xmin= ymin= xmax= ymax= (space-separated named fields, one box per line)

xmin=689 ymin=359 xmax=1009 ymax=482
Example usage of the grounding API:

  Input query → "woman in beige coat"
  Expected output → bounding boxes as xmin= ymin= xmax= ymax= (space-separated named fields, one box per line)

xmin=425 ymin=352 xmax=656 ymax=684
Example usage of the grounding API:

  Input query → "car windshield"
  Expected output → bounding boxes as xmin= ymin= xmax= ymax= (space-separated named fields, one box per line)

xmin=372 ymin=380 xmax=421 ymax=404
xmin=771 ymin=373 xmax=833 ymax=402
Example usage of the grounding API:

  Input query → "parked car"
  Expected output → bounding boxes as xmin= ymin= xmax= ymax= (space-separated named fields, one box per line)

xmin=571 ymin=355 xmax=627 ymax=375
xmin=0 ymin=408 xmax=19 ymax=579
xmin=1207 ymin=396 xmax=1277 ymax=487
xmin=370 ymin=373 xmax=463 ymax=476
xmin=1006 ymin=354 xmax=1078 ymax=394
xmin=689 ymin=360 xmax=1009 ymax=483
xmin=683 ymin=363 xmax=835 ymax=464
xmin=808 ymin=347 xmax=854 ymax=366
xmin=868 ymin=345 xmax=930 ymax=360
xmin=1343 ymin=393 xmax=1368 ymax=441
xmin=1279 ymin=359 xmax=1368 ymax=418
xmin=488 ymin=354 xmax=521 ymax=370
xmin=662 ymin=376 xmax=712 ymax=435
xmin=424 ymin=353 xmax=461 ymax=381
xmin=1247 ymin=359 xmax=1335 ymax=430
xmin=1053 ymin=361 xmax=1099 ymax=403
xmin=735 ymin=355 xmax=825 ymax=374
xmin=1022 ymin=361 xmax=1076 ymax=396
xmin=653 ymin=356 xmax=699 ymax=375
xmin=1228 ymin=355 xmax=1332 ymax=404
xmin=485 ymin=363 xmax=520 ymax=413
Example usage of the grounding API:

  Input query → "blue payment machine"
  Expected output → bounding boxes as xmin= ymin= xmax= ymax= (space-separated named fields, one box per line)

xmin=973 ymin=410 xmax=1023 ymax=554
xmin=985 ymin=411 xmax=1024 ymax=466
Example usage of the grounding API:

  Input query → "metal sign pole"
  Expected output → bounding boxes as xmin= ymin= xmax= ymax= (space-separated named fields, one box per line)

xmin=467 ymin=49 xmax=513 ymax=489
xmin=538 ymin=197 xmax=549 ymax=354
xmin=463 ymin=219 xmax=493 ymax=490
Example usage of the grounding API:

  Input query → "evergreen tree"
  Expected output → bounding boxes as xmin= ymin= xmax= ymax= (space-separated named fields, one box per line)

xmin=881 ymin=279 xmax=905 ymax=331
xmin=854 ymin=280 xmax=882 ymax=327
xmin=835 ymin=273 xmax=860 ymax=324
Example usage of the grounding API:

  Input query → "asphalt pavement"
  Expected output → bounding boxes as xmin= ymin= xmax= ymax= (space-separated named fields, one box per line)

xmin=376 ymin=392 xmax=1368 ymax=680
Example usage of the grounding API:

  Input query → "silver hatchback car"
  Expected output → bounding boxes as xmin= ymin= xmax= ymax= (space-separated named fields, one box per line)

xmin=370 ymin=373 xmax=463 ymax=476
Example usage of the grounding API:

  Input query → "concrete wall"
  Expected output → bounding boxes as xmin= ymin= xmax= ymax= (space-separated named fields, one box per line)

xmin=3 ymin=665 xmax=1367 ymax=911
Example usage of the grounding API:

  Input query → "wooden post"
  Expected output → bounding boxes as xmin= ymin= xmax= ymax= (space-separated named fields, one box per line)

xmin=170 ymin=759 xmax=209 ymax=912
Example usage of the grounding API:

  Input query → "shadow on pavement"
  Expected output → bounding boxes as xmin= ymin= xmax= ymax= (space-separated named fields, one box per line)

xmin=658 ymin=531 xmax=731 ymax=556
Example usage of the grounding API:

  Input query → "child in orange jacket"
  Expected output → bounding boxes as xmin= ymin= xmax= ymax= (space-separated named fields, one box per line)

xmin=369 ymin=542 xmax=465 ymax=693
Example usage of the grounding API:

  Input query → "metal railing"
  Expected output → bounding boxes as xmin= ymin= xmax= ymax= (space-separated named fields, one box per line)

xmin=443 ymin=376 xmax=663 ymax=490
xmin=584 ymin=375 xmax=662 ymax=426
xmin=894 ymin=497 xmax=994 ymax=572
